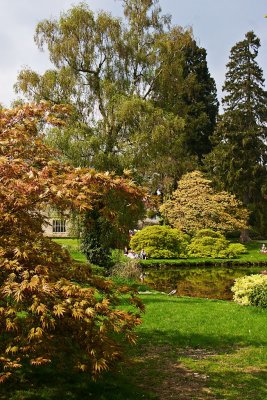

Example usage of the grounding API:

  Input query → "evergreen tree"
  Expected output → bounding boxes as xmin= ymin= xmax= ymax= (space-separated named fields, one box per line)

xmin=153 ymin=32 xmax=218 ymax=162
xmin=205 ymin=31 xmax=267 ymax=236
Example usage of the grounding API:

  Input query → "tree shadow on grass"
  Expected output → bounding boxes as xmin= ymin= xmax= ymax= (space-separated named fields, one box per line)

xmin=128 ymin=345 xmax=267 ymax=400
xmin=0 ymin=363 xmax=157 ymax=400
xmin=136 ymin=327 xmax=267 ymax=350
xmin=0 ymin=328 xmax=266 ymax=400
xmin=126 ymin=331 xmax=267 ymax=400
xmin=204 ymin=369 xmax=267 ymax=400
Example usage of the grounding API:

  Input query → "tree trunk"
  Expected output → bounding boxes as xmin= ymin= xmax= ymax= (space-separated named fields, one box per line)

xmin=240 ymin=228 xmax=251 ymax=243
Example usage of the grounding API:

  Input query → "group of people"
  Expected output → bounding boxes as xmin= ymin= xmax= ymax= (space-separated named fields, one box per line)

xmin=260 ymin=244 xmax=267 ymax=254
xmin=124 ymin=248 xmax=147 ymax=259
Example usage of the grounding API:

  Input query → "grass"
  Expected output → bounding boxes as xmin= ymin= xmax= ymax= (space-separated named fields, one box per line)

xmin=53 ymin=238 xmax=87 ymax=263
xmin=8 ymin=237 xmax=264 ymax=399
xmin=238 ymin=239 xmax=267 ymax=262
xmin=2 ymin=294 xmax=267 ymax=399
xmin=131 ymin=294 xmax=267 ymax=399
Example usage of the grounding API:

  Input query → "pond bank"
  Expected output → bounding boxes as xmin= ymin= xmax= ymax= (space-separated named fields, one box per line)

xmin=141 ymin=260 xmax=267 ymax=268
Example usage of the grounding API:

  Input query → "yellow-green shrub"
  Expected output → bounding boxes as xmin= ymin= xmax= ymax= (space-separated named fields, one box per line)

xmin=249 ymin=283 xmax=267 ymax=308
xmin=130 ymin=225 xmax=189 ymax=259
xmin=187 ymin=229 xmax=246 ymax=258
xmin=223 ymin=243 xmax=247 ymax=258
xmin=232 ymin=274 xmax=267 ymax=305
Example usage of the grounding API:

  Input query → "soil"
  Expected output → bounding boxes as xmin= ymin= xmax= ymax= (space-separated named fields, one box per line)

xmin=129 ymin=345 xmax=215 ymax=400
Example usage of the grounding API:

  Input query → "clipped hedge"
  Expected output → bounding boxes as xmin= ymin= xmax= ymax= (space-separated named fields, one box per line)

xmin=130 ymin=225 xmax=189 ymax=259
xmin=232 ymin=274 xmax=267 ymax=305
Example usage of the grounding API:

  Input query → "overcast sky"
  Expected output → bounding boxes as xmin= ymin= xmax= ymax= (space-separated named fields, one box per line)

xmin=0 ymin=0 xmax=266 ymax=109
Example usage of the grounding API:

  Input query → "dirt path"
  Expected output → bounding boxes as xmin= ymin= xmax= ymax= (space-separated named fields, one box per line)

xmin=129 ymin=345 xmax=215 ymax=400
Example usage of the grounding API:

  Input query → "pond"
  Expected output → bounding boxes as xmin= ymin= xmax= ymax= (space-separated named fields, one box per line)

xmin=142 ymin=264 xmax=264 ymax=300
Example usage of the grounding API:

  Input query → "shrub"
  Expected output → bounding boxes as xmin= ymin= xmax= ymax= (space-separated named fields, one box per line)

xmin=81 ymin=213 xmax=112 ymax=268
xmin=110 ymin=259 xmax=141 ymax=280
xmin=249 ymin=283 xmax=267 ymax=308
xmin=187 ymin=229 xmax=246 ymax=258
xmin=187 ymin=229 xmax=228 ymax=258
xmin=232 ymin=274 xmax=267 ymax=305
xmin=130 ymin=225 xmax=189 ymax=259
xmin=224 ymin=243 xmax=247 ymax=258
xmin=111 ymin=249 xmax=128 ymax=265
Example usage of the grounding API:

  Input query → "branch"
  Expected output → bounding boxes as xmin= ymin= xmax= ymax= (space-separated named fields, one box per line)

xmin=143 ymin=68 xmax=163 ymax=100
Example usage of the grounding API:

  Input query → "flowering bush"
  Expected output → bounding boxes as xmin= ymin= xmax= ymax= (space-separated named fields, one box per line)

xmin=249 ymin=283 xmax=267 ymax=308
xmin=232 ymin=274 xmax=267 ymax=305
xmin=224 ymin=243 xmax=247 ymax=258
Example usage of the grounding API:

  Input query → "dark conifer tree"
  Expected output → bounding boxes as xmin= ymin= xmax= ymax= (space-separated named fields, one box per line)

xmin=153 ymin=33 xmax=219 ymax=162
xmin=205 ymin=31 xmax=267 ymax=237
xmin=181 ymin=42 xmax=219 ymax=161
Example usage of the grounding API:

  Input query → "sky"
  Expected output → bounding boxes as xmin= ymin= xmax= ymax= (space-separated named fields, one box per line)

xmin=0 ymin=0 xmax=266 ymax=109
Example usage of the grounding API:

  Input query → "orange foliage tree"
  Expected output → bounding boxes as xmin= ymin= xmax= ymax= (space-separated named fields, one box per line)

xmin=0 ymin=103 xmax=146 ymax=382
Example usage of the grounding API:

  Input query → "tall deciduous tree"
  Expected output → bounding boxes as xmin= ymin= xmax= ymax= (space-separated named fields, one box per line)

xmin=14 ymin=0 xmax=217 ymax=194
xmin=205 ymin=31 xmax=267 ymax=236
xmin=14 ymin=1 xmax=182 ymax=188
xmin=0 ymin=103 xmax=145 ymax=382
xmin=160 ymin=171 xmax=248 ymax=235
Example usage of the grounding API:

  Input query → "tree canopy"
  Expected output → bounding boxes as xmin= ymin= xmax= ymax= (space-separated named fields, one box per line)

xmin=0 ymin=103 xmax=145 ymax=382
xmin=160 ymin=171 xmax=249 ymax=235
xmin=152 ymin=30 xmax=218 ymax=162
xmin=15 ymin=0 xmax=218 ymax=194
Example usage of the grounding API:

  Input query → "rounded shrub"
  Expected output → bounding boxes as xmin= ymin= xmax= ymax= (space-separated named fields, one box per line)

xmin=232 ymin=274 xmax=267 ymax=305
xmin=187 ymin=229 xmax=228 ymax=258
xmin=249 ymin=283 xmax=267 ymax=308
xmin=129 ymin=225 xmax=189 ymax=259
xmin=187 ymin=229 xmax=246 ymax=258
xmin=223 ymin=243 xmax=247 ymax=258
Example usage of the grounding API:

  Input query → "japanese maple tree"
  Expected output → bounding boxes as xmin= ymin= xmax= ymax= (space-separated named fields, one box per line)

xmin=0 ymin=103 xmax=145 ymax=382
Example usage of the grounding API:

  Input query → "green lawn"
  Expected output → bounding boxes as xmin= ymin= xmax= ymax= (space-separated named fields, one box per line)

xmin=8 ymin=237 xmax=264 ymax=398
xmin=53 ymin=238 xmax=87 ymax=263
xmin=128 ymin=294 xmax=267 ymax=399
xmin=238 ymin=239 xmax=267 ymax=261
xmin=2 ymin=294 xmax=267 ymax=399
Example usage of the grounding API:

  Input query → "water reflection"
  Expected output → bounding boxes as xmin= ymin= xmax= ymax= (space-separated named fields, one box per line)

xmin=143 ymin=265 xmax=263 ymax=300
